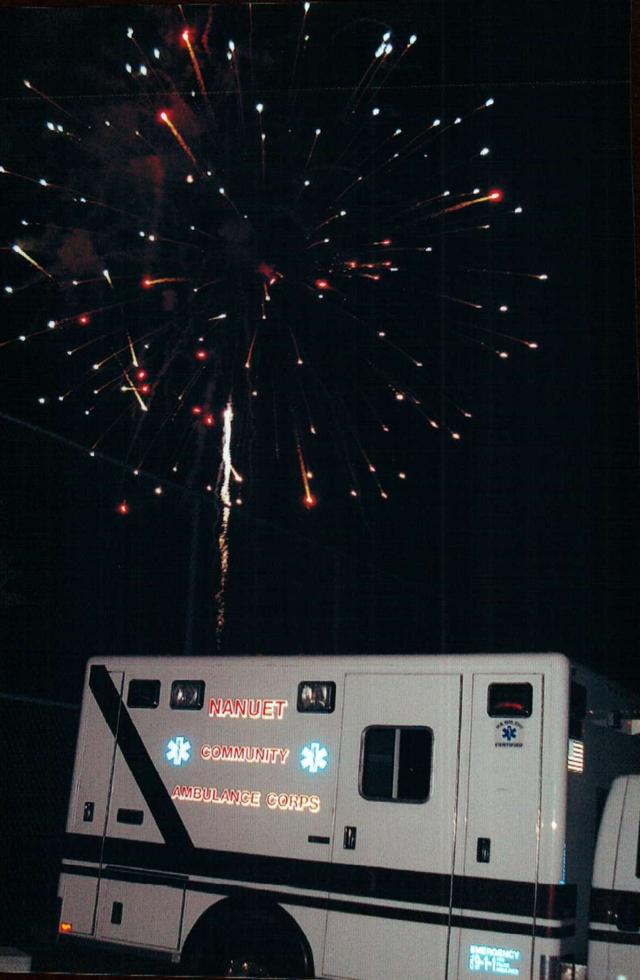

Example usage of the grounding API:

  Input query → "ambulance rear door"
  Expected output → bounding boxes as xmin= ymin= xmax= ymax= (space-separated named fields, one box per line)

xmin=60 ymin=667 xmax=124 ymax=937
xmin=91 ymin=666 xmax=189 ymax=952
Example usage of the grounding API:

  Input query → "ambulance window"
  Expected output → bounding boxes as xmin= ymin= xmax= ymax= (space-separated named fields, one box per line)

xmin=127 ymin=679 xmax=160 ymax=709
xmin=360 ymin=726 xmax=432 ymax=803
xmin=488 ymin=683 xmax=533 ymax=718
xmin=170 ymin=680 xmax=205 ymax=710
xmin=297 ymin=681 xmax=336 ymax=713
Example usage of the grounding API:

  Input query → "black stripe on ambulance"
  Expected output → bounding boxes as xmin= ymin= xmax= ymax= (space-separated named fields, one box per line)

xmin=62 ymin=833 xmax=576 ymax=935
xmin=62 ymin=855 xmax=574 ymax=940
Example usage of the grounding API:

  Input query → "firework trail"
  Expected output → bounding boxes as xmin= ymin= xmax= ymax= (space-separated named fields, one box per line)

xmin=215 ymin=398 xmax=238 ymax=643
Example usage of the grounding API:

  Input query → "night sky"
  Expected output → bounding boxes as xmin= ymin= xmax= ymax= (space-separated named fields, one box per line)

xmin=0 ymin=0 xmax=637 ymax=705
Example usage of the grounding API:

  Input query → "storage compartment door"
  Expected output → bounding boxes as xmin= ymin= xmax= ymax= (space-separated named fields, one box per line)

xmin=96 ymin=874 xmax=186 ymax=950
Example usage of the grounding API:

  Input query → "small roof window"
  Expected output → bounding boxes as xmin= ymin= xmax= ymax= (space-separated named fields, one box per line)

xmin=127 ymin=679 xmax=160 ymax=709
xmin=488 ymin=682 xmax=533 ymax=718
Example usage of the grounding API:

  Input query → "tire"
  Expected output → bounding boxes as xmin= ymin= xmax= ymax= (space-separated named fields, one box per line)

xmin=181 ymin=901 xmax=314 ymax=978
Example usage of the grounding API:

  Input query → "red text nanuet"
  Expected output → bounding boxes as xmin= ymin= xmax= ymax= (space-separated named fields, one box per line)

xmin=208 ymin=697 xmax=288 ymax=720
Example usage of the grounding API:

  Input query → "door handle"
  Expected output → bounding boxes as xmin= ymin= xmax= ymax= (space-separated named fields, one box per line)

xmin=343 ymin=826 xmax=357 ymax=850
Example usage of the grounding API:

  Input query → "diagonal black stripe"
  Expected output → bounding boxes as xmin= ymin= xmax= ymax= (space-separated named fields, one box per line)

xmin=89 ymin=665 xmax=193 ymax=855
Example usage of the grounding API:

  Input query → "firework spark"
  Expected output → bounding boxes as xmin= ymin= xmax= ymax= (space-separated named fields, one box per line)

xmin=158 ymin=110 xmax=199 ymax=168
xmin=11 ymin=243 xmax=54 ymax=279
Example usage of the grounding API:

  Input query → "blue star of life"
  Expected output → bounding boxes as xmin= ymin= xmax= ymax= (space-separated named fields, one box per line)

xmin=502 ymin=725 xmax=518 ymax=742
xmin=166 ymin=735 xmax=192 ymax=767
xmin=300 ymin=741 xmax=329 ymax=774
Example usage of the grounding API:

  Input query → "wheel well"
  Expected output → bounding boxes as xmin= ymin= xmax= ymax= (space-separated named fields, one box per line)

xmin=182 ymin=892 xmax=315 ymax=977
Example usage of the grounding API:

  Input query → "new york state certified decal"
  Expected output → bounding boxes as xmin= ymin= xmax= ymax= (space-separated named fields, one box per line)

xmin=494 ymin=720 xmax=524 ymax=749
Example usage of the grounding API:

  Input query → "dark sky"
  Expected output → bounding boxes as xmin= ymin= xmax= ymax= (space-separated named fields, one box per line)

xmin=0 ymin=0 xmax=637 ymax=703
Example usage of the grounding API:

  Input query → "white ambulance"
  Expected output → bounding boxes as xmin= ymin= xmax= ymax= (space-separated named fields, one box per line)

xmin=57 ymin=653 xmax=640 ymax=979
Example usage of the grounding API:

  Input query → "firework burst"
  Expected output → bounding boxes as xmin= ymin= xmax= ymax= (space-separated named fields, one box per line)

xmin=1 ymin=3 xmax=546 ymax=521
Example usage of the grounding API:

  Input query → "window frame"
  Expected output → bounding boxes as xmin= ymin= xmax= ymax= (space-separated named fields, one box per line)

xmin=297 ymin=681 xmax=336 ymax=713
xmin=126 ymin=679 xmax=161 ymax=709
xmin=487 ymin=682 xmax=534 ymax=718
xmin=170 ymin=679 xmax=205 ymax=711
xmin=358 ymin=724 xmax=433 ymax=804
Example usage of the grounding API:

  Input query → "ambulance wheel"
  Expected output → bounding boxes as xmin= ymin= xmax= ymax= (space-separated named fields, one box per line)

xmin=181 ymin=900 xmax=314 ymax=978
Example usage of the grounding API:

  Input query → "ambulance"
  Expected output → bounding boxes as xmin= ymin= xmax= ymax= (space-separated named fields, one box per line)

xmin=57 ymin=653 xmax=640 ymax=979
